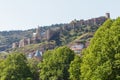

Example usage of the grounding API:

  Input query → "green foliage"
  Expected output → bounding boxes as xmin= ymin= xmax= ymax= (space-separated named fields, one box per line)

xmin=59 ymin=25 xmax=97 ymax=46
xmin=28 ymin=59 xmax=40 ymax=80
xmin=69 ymin=55 xmax=81 ymax=80
xmin=0 ymin=53 xmax=33 ymax=80
xmin=81 ymin=18 xmax=120 ymax=80
xmin=39 ymin=46 xmax=75 ymax=80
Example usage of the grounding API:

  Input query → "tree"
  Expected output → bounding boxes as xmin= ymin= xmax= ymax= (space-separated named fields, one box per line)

xmin=0 ymin=59 xmax=5 ymax=79
xmin=0 ymin=53 xmax=33 ymax=80
xmin=69 ymin=55 xmax=81 ymax=80
xmin=39 ymin=46 xmax=75 ymax=80
xmin=81 ymin=18 xmax=120 ymax=80
xmin=28 ymin=58 xmax=40 ymax=80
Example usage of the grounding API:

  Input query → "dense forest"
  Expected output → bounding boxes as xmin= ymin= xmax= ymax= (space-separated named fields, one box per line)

xmin=0 ymin=18 xmax=120 ymax=80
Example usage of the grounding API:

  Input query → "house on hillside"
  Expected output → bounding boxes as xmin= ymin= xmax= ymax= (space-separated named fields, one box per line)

xmin=70 ymin=43 xmax=84 ymax=53
xmin=69 ymin=40 xmax=90 ymax=54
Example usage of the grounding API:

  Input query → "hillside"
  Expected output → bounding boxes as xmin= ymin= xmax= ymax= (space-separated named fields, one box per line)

xmin=0 ymin=30 xmax=34 ymax=50
xmin=0 ymin=13 xmax=110 ymax=52
xmin=9 ymin=24 xmax=102 ymax=54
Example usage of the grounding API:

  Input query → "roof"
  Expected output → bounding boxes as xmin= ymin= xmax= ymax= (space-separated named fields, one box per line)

xmin=71 ymin=44 xmax=84 ymax=51
xmin=34 ymin=50 xmax=42 ymax=57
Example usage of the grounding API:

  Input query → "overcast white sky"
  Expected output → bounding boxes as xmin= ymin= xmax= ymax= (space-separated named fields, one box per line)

xmin=0 ymin=0 xmax=119 ymax=31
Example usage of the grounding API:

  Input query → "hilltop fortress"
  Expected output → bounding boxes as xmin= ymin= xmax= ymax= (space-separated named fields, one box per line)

xmin=12 ymin=13 xmax=110 ymax=48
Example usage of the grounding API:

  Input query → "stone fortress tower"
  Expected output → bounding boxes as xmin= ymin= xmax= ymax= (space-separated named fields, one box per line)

xmin=106 ymin=13 xmax=110 ymax=19
xmin=32 ymin=26 xmax=41 ymax=40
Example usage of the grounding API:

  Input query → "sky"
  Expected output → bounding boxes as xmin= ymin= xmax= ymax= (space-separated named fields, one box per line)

xmin=0 ymin=0 xmax=119 ymax=31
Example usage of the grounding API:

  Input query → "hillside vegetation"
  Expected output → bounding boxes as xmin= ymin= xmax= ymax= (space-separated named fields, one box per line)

xmin=80 ymin=18 xmax=120 ymax=80
xmin=0 ymin=13 xmax=108 ymax=51
xmin=0 ymin=24 xmax=99 ymax=52
xmin=0 ymin=18 xmax=120 ymax=80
